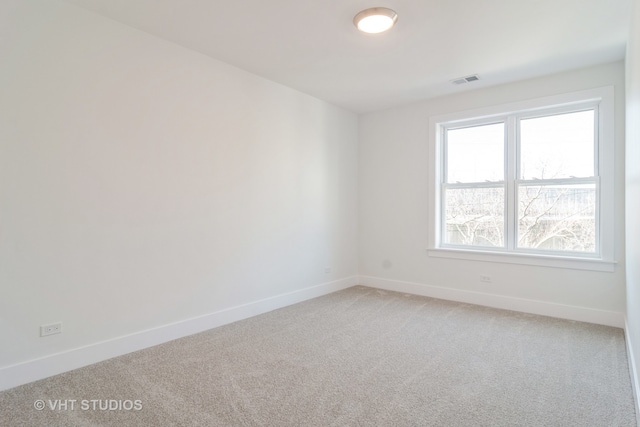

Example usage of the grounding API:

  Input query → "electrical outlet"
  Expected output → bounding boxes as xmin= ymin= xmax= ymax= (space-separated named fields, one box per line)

xmin=40 ymin=322 xmax=62 ymax=337
xmin=324 ymin=267 xmax=332 ymax=274
xmin=480 ymin=275 xmax=492 ymax=283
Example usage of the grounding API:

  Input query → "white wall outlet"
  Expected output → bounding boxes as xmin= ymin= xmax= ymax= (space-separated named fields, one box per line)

xmin=324 ymin=267 xmax=332 ymax=274
xmin=40 ymin=322 xmax=62 ymax=337
xmin=480 ymin=275 xmax=492 ymax=283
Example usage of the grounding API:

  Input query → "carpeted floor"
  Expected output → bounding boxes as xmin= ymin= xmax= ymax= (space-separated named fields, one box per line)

xmin=0 ymin=285 xmax=636 ymax=426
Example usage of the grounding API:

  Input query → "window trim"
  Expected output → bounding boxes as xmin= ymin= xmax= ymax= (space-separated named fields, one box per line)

xmin=427 ymin=87 xmax=616 ymax=272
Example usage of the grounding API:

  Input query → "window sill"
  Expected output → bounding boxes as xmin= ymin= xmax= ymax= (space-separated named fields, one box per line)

xmin=427 ymin=248 xmax=616 ymax=272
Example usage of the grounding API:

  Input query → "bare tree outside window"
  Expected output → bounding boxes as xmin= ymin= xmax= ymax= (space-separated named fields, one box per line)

xmin=445 ymin=187 xmax=504 ymax=247
xmin=518 ymin=185 xmax=596 ymax=252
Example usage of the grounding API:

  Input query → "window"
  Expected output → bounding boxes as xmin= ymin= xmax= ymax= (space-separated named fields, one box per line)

xmin=428 ymin=88 xmax=615 ymax=271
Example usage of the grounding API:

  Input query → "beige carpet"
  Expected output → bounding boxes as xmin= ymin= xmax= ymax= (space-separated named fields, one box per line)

xmin=0 ymin=286 xmax=636 ymax=426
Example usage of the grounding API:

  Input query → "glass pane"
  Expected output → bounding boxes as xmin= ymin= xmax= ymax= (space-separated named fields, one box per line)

xmin=446 ymin=123 xmax=504 ymax=183
xmin=520 ymin=110 xmax=595 ymax=180
xmin=445 ymin=187 xmax=504 ymax=247
xmin=518 ymin=184 xmax=596 ymax=253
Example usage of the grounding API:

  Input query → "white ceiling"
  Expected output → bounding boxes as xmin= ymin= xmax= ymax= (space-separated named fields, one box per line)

xmin=64 ymin=0 xmax=631 ymax=113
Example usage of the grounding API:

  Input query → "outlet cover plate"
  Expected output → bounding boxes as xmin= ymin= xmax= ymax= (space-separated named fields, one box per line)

xmin=40 ymin=322 xmax=62 ymax=337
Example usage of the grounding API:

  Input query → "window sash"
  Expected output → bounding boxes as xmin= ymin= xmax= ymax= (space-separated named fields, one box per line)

xmin=442 ymin=184 xmax=506 ymax=250
xmin=515 ymin=179 xmax=600 ymax=258
xmin=516 ymin=106 xmax=599 ymax=180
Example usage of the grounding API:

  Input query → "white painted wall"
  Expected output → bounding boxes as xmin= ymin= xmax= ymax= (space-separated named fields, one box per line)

xmin=359 ymin=62 xmax=626 ymax=318
xmin=626 ymin=0 xmax=640 ymax=409
xmin=0 ymin=0 xmax=358 ymax=371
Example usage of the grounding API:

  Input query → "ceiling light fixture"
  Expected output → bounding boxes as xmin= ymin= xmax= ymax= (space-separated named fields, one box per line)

xmin=354 ymin=7 xmax=398 ymax=34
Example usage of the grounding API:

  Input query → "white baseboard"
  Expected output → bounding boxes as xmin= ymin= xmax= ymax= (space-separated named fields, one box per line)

xmin=358 ymin=275 xmax=625 ymax=328
xmin=625 ymin=318 xmax=640 ymax=427
xmin=0 ymin=276 xmax=358 ymax=392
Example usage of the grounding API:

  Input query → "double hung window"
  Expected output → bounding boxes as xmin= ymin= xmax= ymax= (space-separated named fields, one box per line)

xmin=428 ymin=88 xmax=615 ymax=271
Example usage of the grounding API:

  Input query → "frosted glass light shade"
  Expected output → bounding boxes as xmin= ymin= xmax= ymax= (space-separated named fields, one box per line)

xmin=354 ymin=8 xmax=398 ymax=34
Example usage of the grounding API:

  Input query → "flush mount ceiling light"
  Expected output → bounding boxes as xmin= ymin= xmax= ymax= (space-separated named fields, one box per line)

xmin=354 ymin=7 xmax=398 ymax=34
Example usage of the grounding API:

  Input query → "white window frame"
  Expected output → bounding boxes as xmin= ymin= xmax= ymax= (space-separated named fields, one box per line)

xmin=427 ymin=87 xmax=616 ymax=272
